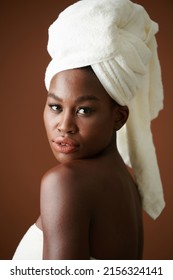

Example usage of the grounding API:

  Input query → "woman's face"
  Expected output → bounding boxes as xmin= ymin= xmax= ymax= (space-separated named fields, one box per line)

xmin=44 ymin=68 xmax=121 ymax=163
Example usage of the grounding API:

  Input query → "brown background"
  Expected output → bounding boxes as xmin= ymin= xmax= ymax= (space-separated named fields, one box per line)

xmin=0 ymin=0 xmax=172 ymax=260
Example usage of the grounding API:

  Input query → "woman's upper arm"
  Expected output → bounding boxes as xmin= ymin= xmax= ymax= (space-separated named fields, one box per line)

xmin=40 ymin=166 xmax=91 ymax=260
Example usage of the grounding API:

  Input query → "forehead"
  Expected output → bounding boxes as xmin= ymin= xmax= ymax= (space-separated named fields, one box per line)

xmin=49 ymin=67 xmax=114 ymax=104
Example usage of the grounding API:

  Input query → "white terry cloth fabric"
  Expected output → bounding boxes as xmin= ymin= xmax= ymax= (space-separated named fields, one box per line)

xmin=12 ymin=224 xmax=43 ymax=260
xmin=44 ymin=0 xmax=165 ymax=219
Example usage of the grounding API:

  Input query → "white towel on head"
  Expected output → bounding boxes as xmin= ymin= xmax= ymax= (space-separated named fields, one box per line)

xmin=45 ymin=0 xmax=165 ymax=219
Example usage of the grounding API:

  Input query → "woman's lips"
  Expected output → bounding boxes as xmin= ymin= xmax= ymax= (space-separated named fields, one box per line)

xmin=51 ymin=137 xmax=80 ymax=154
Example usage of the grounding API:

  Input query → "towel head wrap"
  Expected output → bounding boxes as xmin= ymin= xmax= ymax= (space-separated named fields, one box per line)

xmin=45 ymin=0 xmax=165 ymax=219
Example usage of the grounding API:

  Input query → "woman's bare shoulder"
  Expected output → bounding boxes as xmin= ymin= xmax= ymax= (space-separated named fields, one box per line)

xmin=40 ymin=162 xmax=92 ymax=259
xmin=41 ymin=161 xmax=89 ymax=192
xmin=40 ymin=161 xmax=93 ymax=216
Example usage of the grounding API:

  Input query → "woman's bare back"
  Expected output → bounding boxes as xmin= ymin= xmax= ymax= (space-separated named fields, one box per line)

xmin=77 ymin=154 xmax=143 ymax=259
xmin=89 ymin=163 xmax=143 ymax=259
xmin=37 ymin=150 xmax=143 ymax=260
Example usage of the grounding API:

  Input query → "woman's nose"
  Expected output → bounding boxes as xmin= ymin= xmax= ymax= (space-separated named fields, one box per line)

xmin=57 ymin=111 xmax=78 ymax=135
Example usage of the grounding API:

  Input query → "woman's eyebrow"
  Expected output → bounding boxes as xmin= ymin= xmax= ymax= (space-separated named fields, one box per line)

xmin=47 ymin=92 xmax=62 ymax=101
xmin=47 ymin=93 xmax=100 ymax=103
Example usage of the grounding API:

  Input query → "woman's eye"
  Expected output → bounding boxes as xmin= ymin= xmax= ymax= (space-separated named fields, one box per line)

xmin=77 ymin=107 xmax=93 ymax=115
xmin=49 ymin=104 xmax=62 ymax=112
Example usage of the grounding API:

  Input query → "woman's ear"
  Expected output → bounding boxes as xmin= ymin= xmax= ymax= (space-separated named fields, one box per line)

xmin=113 ymin=105 xmax=129 ymax=131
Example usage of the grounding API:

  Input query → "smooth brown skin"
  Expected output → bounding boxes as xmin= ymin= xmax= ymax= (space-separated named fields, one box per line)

xmin=36 ymin=67 xmax=143 ymax=260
